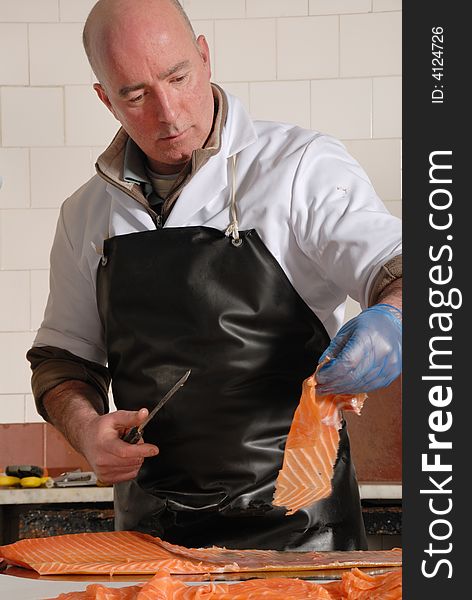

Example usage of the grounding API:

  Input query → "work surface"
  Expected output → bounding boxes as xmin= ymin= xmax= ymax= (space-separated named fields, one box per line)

xmin=0 ymin=530 xmax=401 ymax=599
xmin=0 ymin=573 xmax=133 ymax=600
xmin=1 ymin=567 xmax=400 ymax=600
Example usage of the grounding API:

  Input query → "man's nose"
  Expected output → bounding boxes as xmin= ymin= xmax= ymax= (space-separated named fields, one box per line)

xmin=153 ymin=87 xmax=178 ymax=124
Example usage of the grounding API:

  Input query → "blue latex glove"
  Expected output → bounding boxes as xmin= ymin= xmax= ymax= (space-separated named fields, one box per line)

xmin=316 ymin=303 xmax=402 ymax=395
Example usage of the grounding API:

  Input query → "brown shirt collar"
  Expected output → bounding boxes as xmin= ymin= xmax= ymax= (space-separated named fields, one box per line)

xmin=95 ymin=84 xmax=228 ymax=222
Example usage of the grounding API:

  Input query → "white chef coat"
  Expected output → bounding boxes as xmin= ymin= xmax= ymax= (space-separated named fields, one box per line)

xmin=34 ymin=92 xmax=402 ymax=366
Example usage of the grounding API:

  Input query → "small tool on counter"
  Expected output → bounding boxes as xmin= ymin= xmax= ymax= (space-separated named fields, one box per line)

xmin=53 ymin=470 xmax=98 ymax=487
xmin=1 ymin=466 xmax=54 ymax=488
xmin=121 ymin=369 xmax=191 ymax=444
xmin=5 ymin=465 xmax=44 ymax=478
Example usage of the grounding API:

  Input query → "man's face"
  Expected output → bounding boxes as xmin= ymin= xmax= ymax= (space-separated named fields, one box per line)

xmin=93 ymin=10 xmax=214 ymax=174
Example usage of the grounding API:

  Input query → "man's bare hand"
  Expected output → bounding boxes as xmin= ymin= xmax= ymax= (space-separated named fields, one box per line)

xmin=78 ymin=408 xmax=159 ymax=484
xmin=41 ymin=381 xmax=159 ymax=484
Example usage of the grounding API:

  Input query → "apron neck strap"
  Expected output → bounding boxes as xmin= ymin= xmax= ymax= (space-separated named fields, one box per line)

xmin=224 ymin=155 xmax=242 ymax=247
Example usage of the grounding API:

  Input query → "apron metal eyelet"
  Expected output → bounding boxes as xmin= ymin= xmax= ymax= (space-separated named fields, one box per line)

xmin=232 ymin=238 xmax=243 ymax=247
xmin=101 ymin=255 xmax=108 ymax=266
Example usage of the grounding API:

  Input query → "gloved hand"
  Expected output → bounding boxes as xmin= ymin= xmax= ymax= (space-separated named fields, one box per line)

xmin=316 ymin=303 xmax=402 ymax=395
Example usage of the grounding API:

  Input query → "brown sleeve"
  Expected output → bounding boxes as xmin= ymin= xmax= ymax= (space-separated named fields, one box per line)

xmin=368 ymin=254 xmax=403 ymax=306
xmin=26 ymin=345 xmax=111 ymax=421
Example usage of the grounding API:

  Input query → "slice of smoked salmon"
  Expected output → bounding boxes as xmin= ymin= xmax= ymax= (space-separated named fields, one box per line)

xmin=50 ymin=583 xmax=141 ymax=600
xmin=0 ymin=531 xmax=401 ymax=576
xmin=273 ymin=368 xmax=367 ymax=515
xmin=325 ymin=567 xmax=402 ymax=600
xmin=47 ymin=568 xmax=401 ymax=600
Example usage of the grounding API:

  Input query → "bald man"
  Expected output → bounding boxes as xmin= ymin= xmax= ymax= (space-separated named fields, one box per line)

xmin=27 ymin=0 xmax=402 ymax=551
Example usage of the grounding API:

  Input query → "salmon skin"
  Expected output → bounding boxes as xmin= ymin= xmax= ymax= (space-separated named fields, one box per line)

xmin=0 ymin=531 xmax=401 ymax=576
xmin=47 ymin=567 xmax=402 ymax=599
xmin=273 ymin=368 xmax=367 ymax=515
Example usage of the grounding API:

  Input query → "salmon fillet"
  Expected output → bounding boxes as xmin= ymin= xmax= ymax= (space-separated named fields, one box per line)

xmin=326 ymin=567 xmax=402 ymax=599
xmin=273 ymin=369 xmax=367 ymax=515
xmin=48 ymin=568 xmax=402 ymax=599
xmin=0 ymin=531 xmax=401 ymax=576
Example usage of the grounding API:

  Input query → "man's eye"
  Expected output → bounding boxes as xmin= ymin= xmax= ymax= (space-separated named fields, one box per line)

xmin=173 ymin=75 xmax=187 ymax=84
xmin=130 ymin=94 xmax=144 ymax=103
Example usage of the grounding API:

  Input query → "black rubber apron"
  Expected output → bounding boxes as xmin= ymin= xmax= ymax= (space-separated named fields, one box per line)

xmin=96 ymin=176 xmax=367 ymax=552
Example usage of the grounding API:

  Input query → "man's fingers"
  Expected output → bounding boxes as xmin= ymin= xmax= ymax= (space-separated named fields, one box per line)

xmin=108 ymin=438 xmax=159 ymax=459
xmin=111 ymin=408 xmax=149 ymax=430
xmin=97 ymin=466 xmax=144 ymax=485
xmin=94 ymin=442 xmax=159 ymax=481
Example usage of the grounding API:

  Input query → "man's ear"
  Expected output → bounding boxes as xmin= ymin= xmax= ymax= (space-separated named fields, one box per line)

xmin=196 ymin=35 xmax=212 ymax=78
xmin=93 ymin=83 xmax=118 ymax=119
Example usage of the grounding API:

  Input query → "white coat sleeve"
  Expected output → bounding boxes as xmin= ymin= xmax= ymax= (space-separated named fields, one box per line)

xmin=33 ymin=201 xmax=107 ymax=365
xmin=290 ymin=135 xmax=402 ymax=309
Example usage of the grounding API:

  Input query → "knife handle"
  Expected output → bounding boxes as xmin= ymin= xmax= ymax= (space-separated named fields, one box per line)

xmin=121 ymin=426 xmax=142 ymax=444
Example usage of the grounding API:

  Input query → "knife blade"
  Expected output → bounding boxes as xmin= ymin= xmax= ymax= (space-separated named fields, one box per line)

xmin=121 ymin=369 xmax=191 ymax=444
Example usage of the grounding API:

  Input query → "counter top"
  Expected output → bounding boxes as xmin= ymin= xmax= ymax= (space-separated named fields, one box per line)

xmin=359 ymin=484 xmax=401 ymax=500
xmin=0 ymin=486 xmax=113 ymax=505
xmin=0 ymin=572 xmax=342 ymax=600
xmin=0 ymin=573 xmax=133 ymax=600
xmin=0 ymin=484 xmax=401 ymax=505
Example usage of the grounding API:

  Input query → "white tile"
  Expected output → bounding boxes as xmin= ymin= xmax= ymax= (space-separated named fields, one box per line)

xmin=183 ymin=0 xmax=245 ymax=19
xmin=59 ymin=0 xmax=96 ymax=22
xmin=215 ymin=19 xmax=276 ymax=82
xmin=0 ymin=271 xmax=30 ymax=332
xmin=373 ymin=0 xmax=402 ymax=11
xmin=277 ymin=17 xmax=338 ymax=80
xmin=0 ymin=209 xmax=59 ymax=270
xmin=31 ymin=270 xmax=50 ymax=331
xmin=0 ymin=0 xmax=59 ymax=22
xmin=0 ymin=149 xmax=30 ymax=209
xmin=65 ymin=86 xmax=120 ymax=147
xmin=31 ymin=147 xmax=92 ymax=208
xmin=217 ymin=82 xmax=250 ymax=112
xmin=0 ymin=332 xmax=36 ymax=394
xmin=1 ymin=87 xmax=64 ymax=147
xmin=25 ymin=394 xmax=45 ymax=423
xmin=247 ymin=0 xmax=308 ymax=17
xmin=311 ymin=78 xmax=372 ymax=139
xmin=341 ymin=12 xmax=401 ymax=77
xmin=250 ymin=81 xmax=311 ymax=129
xmin=343 ymin=296 xmax=361 ymax=324
xmin=343 ymin=139 xmax=401 ymax=201
xmin=0 ymin=395 xmax=26 ymax=424
xmin=385 ymin=200 xmax=402 ymax=219
xmin=310 ymin=0 xmax=371 ymax=14
xmin=373 ymin=76 xmax=401 ymax=138
xmin=0 ymin=24 xmax=29 ymax=85
xmin=192 ymin=21 xmax=214 ymax=68
xmin=29 ymin=24 xmax=91 ymax=85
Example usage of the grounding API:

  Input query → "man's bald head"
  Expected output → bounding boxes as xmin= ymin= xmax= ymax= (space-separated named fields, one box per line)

xmin=83 ymin=0 xmax=197 ymax=80
xmin=83 ymin=0 xmax=214 ymax=174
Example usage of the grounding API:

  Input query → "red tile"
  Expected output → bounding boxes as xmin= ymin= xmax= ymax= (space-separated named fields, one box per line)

xmin=45 ymin=424 xmax=92 ymax=473
xmin=345 ymin=376 xmax=402 ymax=483
xmin=0 ymin=424 xmax=45 ymax=469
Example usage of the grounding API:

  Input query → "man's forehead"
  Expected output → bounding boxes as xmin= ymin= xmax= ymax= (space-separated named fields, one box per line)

xmin=117 ymin=61 xmax=191 ymax=96
xmin=93 ymin=4 xmax=193 ymax=61
xmin=85 ymin=0 xmax=200 ymax=86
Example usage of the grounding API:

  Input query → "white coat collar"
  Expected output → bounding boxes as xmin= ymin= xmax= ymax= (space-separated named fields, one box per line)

xmin=164 ymin=93 xmax=257 ymax=227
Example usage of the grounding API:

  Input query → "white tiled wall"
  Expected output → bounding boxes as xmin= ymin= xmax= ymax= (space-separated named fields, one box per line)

xmin=0 ymin=0 xmax=402 ymax=424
